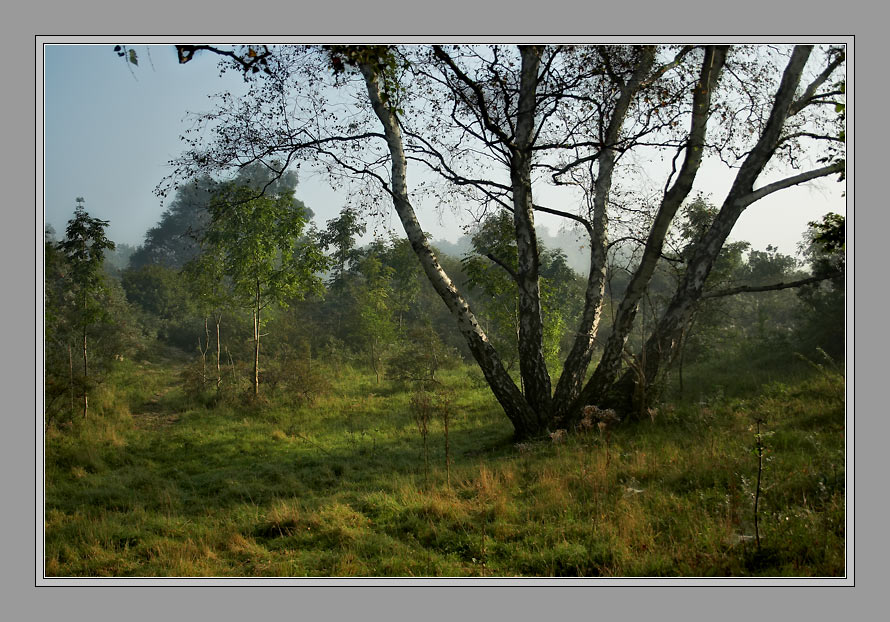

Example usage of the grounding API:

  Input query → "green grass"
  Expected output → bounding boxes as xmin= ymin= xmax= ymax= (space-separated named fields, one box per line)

xmin=44 ymin=357 xmax=846 ymax=577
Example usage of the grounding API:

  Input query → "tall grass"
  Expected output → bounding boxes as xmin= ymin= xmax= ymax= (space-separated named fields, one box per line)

xmin=44 ymin=356 xmax=845 ymax=577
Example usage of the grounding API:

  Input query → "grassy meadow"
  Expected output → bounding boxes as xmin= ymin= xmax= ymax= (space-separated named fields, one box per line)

xmin=42 ymin=353 xmax=846 ymax=578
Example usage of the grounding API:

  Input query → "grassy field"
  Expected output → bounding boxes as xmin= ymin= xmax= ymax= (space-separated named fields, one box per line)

xmin=43 ymin=356 xmax=846 ymax=577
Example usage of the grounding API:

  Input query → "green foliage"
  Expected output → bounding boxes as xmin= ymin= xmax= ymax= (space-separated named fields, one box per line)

xmin=794 ymin=213 xmax=845 ymax=358
xmin=318 ymin=207 xmax=366 ymax=291
xmin=131 ymin=166 xmax=307 ymax=271
xmin=121 ymin=264 xmax=195 ymax=345
xmin=800 ymin=212 xmax=844 ymax=278
xmin=57 ymin=199 xmax=116 ymax=329
xmin=354 ymin=254 xmax=397 ymax=383
xmin=461 ymin=211 xmax=583 ymax=371
xmin=203 ymin=183 xmax=326 ymax=310
xmin=388 ymin=324 xmax=458 ymax=388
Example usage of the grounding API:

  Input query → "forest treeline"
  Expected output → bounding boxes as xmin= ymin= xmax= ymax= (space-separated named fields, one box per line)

xmin=43 ymin=159 xmax=844 ymax=429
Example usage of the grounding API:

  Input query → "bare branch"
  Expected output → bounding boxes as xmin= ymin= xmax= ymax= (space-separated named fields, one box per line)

xmin=789 ymin=50 xmax=845 ymax=116
xmin=702 ymin=272 xmax=842 ymax=299
xmin=531 ymin=203 xmax=592 ymax=234
xmin=738 ymin=162 xmax=844 ymax=208
xmin=432 ymin=46 xmax=515 ymax=148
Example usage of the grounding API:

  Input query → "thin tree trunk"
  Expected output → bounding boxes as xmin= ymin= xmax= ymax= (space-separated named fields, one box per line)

xmin=216 ymin=314 xmax=222 ymax=390
xmin=82 ymin=328 xmax=88 ymax=418
xmin=359 ymin=61 xmax=540 ymax=438
xmin=199 ymin=316 xmax=209 ymax=387
xmin=254 ymin=283 xmax=261 ymax=397
xmin=68 ymin=342 xmax=74 ymax=414
xmin=573 ymin=46 xmax=728 ymax=421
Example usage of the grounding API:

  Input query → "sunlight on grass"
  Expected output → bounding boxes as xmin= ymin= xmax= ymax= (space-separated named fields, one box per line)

xmin=43 ymin=359 xmax=845 ymax=577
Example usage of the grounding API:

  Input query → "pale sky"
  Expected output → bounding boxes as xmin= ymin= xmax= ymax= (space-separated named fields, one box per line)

xmin=42 ymin=43 xmax=845 ymax=259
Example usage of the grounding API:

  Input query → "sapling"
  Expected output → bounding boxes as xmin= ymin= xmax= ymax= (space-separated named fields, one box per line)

xmin=436 ymin=388 xmax=454 ymax=488
xmin=410 ymin=390 xmax=432 ymax=488
xmin=753 ymin=417 xmax=766 ymax=551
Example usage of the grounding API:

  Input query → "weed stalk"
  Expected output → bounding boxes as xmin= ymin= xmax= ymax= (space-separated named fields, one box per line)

xmin=753 ymin=417 xmax=765 ymax=551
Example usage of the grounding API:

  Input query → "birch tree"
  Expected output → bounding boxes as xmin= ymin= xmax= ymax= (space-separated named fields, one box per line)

xmin=168 ymin=43 xmax=845 ymax=437
xmin=200 ymin=182 xmax=328 ymax=397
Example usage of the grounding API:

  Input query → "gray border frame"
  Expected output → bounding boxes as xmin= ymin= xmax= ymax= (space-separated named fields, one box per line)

xmin=11 ymin=0 xmax=880 ymax=617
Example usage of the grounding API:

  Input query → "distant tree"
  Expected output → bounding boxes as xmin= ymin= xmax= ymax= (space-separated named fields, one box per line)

xmin=317 ymin=206 xmax=366 ymax=341
xmin=103 ymin=243 xmax=137 ymax=274
xmin=132 ymin=163 xmax=309 ymax=270
xmin=795 ymin=213 xmax=845 ymax=358
xmin=382 ymin=236 xmax=423 ymax=332
xmin=57 ymin=198 xmax=115 ymax=418
xmin=319 ymin=207 xmax=366 ymax=290
xmin=201 ymin=182 xmax=328 ymax=397
xmin=129 ymin=176 xmax=216 ymax=269
xmin=354 ymin=253 xmax=397 ymax=383
xmin=121 ymin=263 xmax=194 ymax=346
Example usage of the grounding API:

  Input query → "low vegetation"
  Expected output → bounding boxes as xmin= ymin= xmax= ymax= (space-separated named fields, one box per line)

xmin=44 ymin=354 xmax=844 ymax=577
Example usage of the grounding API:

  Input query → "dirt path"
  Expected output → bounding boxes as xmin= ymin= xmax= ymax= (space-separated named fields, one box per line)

xmin=131 ymin=387 xmax=180 ymax=430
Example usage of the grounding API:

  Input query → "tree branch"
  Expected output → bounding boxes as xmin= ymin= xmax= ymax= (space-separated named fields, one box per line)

xmin=531 ymin=203 xmax=592 ymax=234
xmin=484 ymin=252 xmax=520 ymax=283
xmin=702 ymin=272 xmax=842 ymax=299
xmin=176 ymin=45 xmax=272 ymax=75
xmin=738 ymin=161 xmax=844 ymax=208
xmin=789 ymin=50 xmax=845 ymax=116
xmin=432 ymin=46 xmax=515 ymax=149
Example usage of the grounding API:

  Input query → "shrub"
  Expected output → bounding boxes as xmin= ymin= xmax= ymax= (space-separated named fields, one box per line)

xmin=388 ymin=325 xmax=457 ymax=388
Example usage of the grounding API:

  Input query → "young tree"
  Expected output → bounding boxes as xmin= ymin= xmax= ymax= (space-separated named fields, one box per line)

xmin=182 ymin=245 xmax=229 ymax=389
xmin=354 ymin=253 xmax=397 ymax=383
xmin=201 ymin=182 xmax=328 ymax=397
xmin=57 ymin=198 xmax=116 ymax=418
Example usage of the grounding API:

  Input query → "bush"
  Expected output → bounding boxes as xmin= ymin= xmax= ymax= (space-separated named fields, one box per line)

xmin=262 ymin=355 xmax=331 ymax=405
xmin=388 ymin=325 xmax=458 ymax=388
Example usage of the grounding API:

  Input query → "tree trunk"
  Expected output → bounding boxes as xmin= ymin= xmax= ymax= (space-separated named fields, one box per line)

xmin=199 ymin=316 xmax=209 ymax=387
xmin=82 ymin=328 xmax=89 ymax=418
xmin=571 ymin=46 xmax=728 ymax=422
xmin=620 ymin=46 xmax=823 ymax=404
xmin=359 ymin=61 xmax=542 ymax=439
xmin=511 ymin=46 xmax=552 ymax=418
xmin=253 ymin=282 xmax=261 ymax=398
xmin=68 ymin=342 xmax=74 ymax=414
xmin=215 ymin=314 xmax=222 ymax=390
